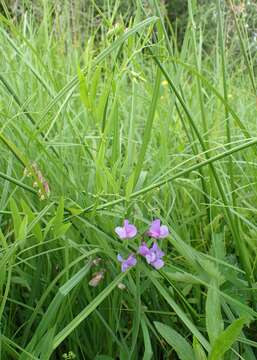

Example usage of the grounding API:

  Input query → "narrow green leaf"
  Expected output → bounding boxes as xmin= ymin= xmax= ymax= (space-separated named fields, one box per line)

xmin=53 ymin=272 xmax=126 ymax=349
xmin=17 ymin=216 xmax=28 ymax=244
xmin=78 ymin=137 xmax=257 ymax=216
xmin=154 ymin=322 xmax=195 ymax=360
xmin=141 ymin=317 xmax=153 ymax=360
xmin=52 ymin=197 xmax=70 ymax=238
xmin=206 ymin=279 xmax=224 ymax=345
xmin=1 ymin=334 xmax=38 ymax=359
xmin=132 ymin=68 xmax=161 ymax=189
xmin=22 ymin=262 xmax=92 ymax=358
xmin=10 ymin=198 xmax=21 ymax=240
xmin=78 ymin=66 xmax=91 ymax=111
xmin=38 ymin=17 xmax=158 ymax=123
xmin=21 ymin=201 xmax=43 ymax=243
xmin=21 ymin=250 xmax=99 ymax=346
xmin=209 ymin=317 xmax=249 ymax=360
xmin=150 ymin=275 xmax=210 ymax=351
xmin=193 ymin=337 xmax=207 ymax=360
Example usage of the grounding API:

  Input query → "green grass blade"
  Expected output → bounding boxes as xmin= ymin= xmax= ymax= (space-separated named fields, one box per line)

xmin=155 ymin=322 xmax=195 ymax=360
xmin=209 ymin=317 xmax=249 ymax=360
xmin=53 ymin=272 xmax=126 ymax=350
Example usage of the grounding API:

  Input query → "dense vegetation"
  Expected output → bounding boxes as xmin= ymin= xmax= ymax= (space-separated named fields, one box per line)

xmin=0 ymin=0 xmax=256 ymax=359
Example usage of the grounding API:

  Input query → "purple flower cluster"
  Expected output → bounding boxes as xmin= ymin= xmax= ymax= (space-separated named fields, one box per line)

xmin=138 ymin=242 xmax=164 ymax=269
xmin=115 ymin=219 xmax=169 ymax=272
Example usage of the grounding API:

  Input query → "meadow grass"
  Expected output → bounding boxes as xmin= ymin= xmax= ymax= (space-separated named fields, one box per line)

xmin=0 ymin=0 xmax=256 ymax=359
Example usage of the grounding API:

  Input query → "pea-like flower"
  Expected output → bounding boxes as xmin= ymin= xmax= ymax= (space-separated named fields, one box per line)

xmin=147 ymin=219 xmax=169 ymax=239
xmin=115 ymin=220 xmax=137 ymax=240
xmin=139 ymin=242 xmax=165 ymax=269
xmin=117 ymin=254 xmax=137 ymax=272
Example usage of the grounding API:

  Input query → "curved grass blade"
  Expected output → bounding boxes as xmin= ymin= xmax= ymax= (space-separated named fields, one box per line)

xmin=209 ymin=317 xmax=249 ymax=360
xmin=53 ymin=272 xmax=126 ymax=350
xmin=166 ymin=57 xmax=252 ymax=141
xmin=0 ymin=171 xmax=36 ymax=194
xmin=134 ymin=48 xmax=253 ymax=284
xmin=38 ymin=17 xmax=158 ymax=123
xmin=154 ymin=322 xmax=195 ymax=360
xmin=150 ymin=275 xmax=210 ymax=351
xmin=21 ymin=249 xmax=99 ymax=345
xmin=72 ymin=137 xmax=257 ymax=217
xmin=131 ymin=67 xmax=161 ymax=191
xmin=141 ymin=317 xmax=153 ymax=360
xmin=21 ymin=261 xmax=93 ymax=358
xmin=1 ymin=335 xmax=39 ymax=360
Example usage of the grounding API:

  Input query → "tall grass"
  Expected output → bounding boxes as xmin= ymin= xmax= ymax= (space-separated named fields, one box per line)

xmin=0 ymin=0 xmax=256 ymax=359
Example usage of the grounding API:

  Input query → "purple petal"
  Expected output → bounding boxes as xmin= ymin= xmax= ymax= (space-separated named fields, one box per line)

xmin=148 ymin=219 xmax=161 ymax=237
xmin=151 ymin=219 xmax=161 ymax=231
xmin=139 ymin=242 xmax=150 ymax=256
xmin=121 ymin=254 xmax=137 ymax=272
xmin=121 ymin=262 xmax=128 ymax=272
xmin=151 ymin=242 xmax=158 ymax=251
xmin=124 ymin=219 xmax=129 ymax=227
xmin=159 ymin=225 xmax=169 ymax=238
xmin=146 ymin=252 xmax=157 ymax=264
xmin=151 ymin=242 xmax=165 ymax=258
xmin=152 ymin=259 xmax=164 ymax=269
xmin=115 ymin=220 xmax=137 ymax=239
xmin=117 ymin=254 xmax=123 ymax=262
xmin=145 ymin=255 xmax=151 ymax=264
xmin=127 ymin=255 xmax=137 ymax=267
xmin=126 ymin=224 xmax=137 ymax=238
xmin=115 ymin=226 xmax=127 ymax=239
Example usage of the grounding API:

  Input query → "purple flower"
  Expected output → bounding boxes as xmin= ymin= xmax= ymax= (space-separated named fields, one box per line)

xmin=115 ymin=219 xmax=137 ymax=240
xmin=139 ymin=242 xmax=165 ymax=269
xmin=117 ymin=254 xmax=137 ymax=272
xmin=147 ymin=219 xmax=169 ymax=239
